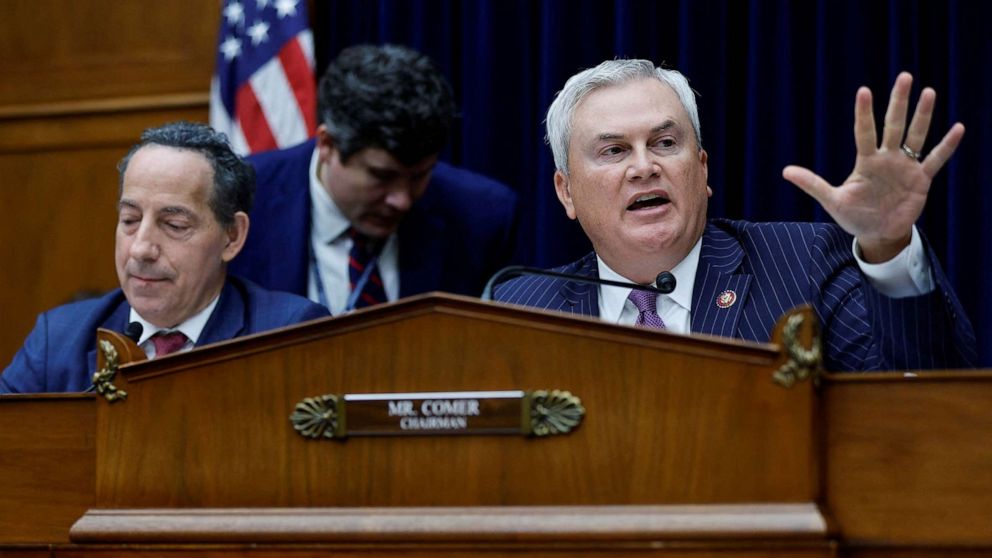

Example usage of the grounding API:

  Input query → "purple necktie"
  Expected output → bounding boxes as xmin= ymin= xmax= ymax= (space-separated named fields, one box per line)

xmin=627 ymin=289 xmax=666 ymax=329
xmin=151 ymin=331 xmax=188 ymax=357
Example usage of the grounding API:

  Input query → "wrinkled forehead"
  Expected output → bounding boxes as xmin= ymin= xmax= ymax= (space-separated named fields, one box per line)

xmin=124 ymin=144 xmax=212 ymax=177
xmin=571 ymin=79 xmax=691 ymax=140
xmin=120 ymin=146 xmax=215 ymax=208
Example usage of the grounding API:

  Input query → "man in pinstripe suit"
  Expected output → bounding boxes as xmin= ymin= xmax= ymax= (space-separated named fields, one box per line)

xmin=493 ymin=59 xmax=976 ymax=371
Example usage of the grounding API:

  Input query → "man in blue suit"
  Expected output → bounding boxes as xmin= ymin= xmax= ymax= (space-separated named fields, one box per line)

xmin=493 ymin=59 xmax=976 ymax=371
xmin=229 ymin=45 xmax=518 ymax=313
xmin=0 ymin=122 xmax=328 ymax=393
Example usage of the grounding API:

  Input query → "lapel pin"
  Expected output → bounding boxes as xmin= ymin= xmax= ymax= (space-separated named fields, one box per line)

xmin=716 ymin=289 xmax=737 ymax=309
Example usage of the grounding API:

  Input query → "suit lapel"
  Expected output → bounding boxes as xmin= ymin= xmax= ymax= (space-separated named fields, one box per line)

xmin=556 ymin=252 xmax=599 ymax=317
xmin=690 ymin=223 xmax=752 ymax=338
xmin=197 ymin=280 xmax=246 ymax=346
xmin=88 ymin=296 xmax=132 ymax=377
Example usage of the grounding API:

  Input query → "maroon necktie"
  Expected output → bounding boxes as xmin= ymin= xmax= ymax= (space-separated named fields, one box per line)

xmin=151 ymin=331 xmax=188 ymax=357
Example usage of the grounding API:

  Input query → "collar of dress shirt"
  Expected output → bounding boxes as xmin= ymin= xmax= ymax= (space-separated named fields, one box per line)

xmin=305 ymin=146 xmax=402 ymax=311
xmin=308 ymin=147 xmax=352 ymax=244
xmin=596 ymin=237 xmax=703 ymax=323
xmin=128 ymin=293 xmax=220 ymax=347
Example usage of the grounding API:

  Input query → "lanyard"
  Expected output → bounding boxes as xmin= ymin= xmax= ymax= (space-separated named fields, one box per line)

xmin=309 ymin=238 xmax=380 ymax=313
xmin=344 ymin=255 xmax=379 ymax=311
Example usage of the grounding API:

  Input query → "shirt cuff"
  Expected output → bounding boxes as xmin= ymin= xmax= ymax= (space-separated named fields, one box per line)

xmin=853 ymin=226 xmax=934 ymax=298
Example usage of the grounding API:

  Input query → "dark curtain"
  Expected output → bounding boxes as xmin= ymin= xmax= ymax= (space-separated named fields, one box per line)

xmin=313 ymin=0 xmax=992 ymax=365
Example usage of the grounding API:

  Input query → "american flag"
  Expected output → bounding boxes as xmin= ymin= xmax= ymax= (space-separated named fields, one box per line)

xmin=209 ymin=0 xmax=317 ymax=155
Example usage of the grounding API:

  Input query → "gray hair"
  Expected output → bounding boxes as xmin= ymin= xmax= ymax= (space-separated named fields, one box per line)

xmin=117 ymin=121 xmax=255 ymax=227
xmin=545 ymin=59 xmax=702 ymax=174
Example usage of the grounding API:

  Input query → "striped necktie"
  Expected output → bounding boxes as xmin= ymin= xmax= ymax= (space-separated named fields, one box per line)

xmin=348 ymin=228 xmax=387 ymax=308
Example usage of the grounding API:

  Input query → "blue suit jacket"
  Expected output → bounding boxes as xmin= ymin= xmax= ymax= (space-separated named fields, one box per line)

xmin=229 ymin=139 xmax=519 ymax=301
xmin=494 ymin=219 xmax=977 ymax=372
xmin=0 ymin=276 xmax=329 ymax=393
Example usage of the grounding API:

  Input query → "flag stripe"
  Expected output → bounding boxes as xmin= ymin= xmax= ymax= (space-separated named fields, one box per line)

xmin=298 ymin=29 xmax=315 ymax=67
xmin=235 ymin=84 xmax=279 ymax=153
xmin=279 ymin=36 xmax=317 ymax=134
xmin=209 ymin=76 xmax=232 ymax=134
xmin=229 ymin=122 xmax=251 ymax=156
xmin=249 ymin=54 xmax=309 ymax=147
xmin=210 ymin=0 xmax=316 ymax=155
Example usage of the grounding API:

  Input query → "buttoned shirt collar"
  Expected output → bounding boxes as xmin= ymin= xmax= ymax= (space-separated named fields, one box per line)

xmin=596 ymin=237 xmax=702 ymax=329
xmin=128 ymin=293 xmax=220 ymax=346
xmin=309 ymin=148 xmax=351 ymax=245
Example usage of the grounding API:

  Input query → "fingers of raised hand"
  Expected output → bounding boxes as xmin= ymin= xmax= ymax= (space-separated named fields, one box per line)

xmin=881 ymin=72 xmax=914 ymax=150
xmin=782 ymin=165 xmax=835 ymax=206
xmin=921 ymin=122 xmax=965 ymax=179
xmin=854 ymin=87 xmax=877 ymax=156
xmin=904 ymin=87 xmax=936 ymax=155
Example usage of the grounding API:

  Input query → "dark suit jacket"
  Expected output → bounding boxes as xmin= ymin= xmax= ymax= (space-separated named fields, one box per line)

xmin=0 ymin=276 xmax=329 ymax=393
xmin=493 ymin=219 xmax=977 ymax=371
xmin=229 ymin=139 xmax=519 ymax=301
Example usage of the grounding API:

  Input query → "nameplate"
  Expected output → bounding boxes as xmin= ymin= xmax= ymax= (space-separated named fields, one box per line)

xmin=290 ymin=389 xmax=584 ymax=439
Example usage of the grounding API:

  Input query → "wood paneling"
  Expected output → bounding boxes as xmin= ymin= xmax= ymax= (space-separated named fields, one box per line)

xmin=0 ymin=95 xmax=210 ymax=152
xmin=86 ymin=298 xmax=815 ymax=512
xmin=0 ymin=0 xmax=216 ymax=106
xmin=3 ymin=301 xmax=991 ymax=555
xmin=0 ymin=1 xmax=216 ymax=370
xmin=69 ymin=504 xmax=828 ymax=544
xmin=824 ymin=372 xmax=992 ymax=545
xmin=0 ymin=394 xmax=95 ymax=543
xmin=48 ymin=546 xmax=835 ymax=558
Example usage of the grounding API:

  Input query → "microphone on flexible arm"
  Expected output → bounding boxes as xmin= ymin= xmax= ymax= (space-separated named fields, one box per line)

xmin=85 ymin=322 xmax=144 ymax=393
xmin=655 ymin=270 xmax=676 ymax=294
xmin=124 ymin=321 xmax=143 ymax=344
xmin=481 ymin=265 xmax=676 ymax=301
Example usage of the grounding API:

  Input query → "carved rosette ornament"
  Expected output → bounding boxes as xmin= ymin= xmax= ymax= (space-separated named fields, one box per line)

xmin=527 ymin=389 xmax=585 ymax=437
xmin=773 ymin=312 xmax=823 ymax=388
xmin=92 ymin=339 xmax=128 ymax=402
xmin=290 ymin=394 xmax=342 ymax=439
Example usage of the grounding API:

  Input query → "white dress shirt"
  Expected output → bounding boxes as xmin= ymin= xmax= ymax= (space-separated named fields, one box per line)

xmin=306 ymin=148 xmax=400 ymax=314
xmin=597 ymin=225 xmax=933 ymax=333
xmin=129 ymin=295 xmax=220 ymax=359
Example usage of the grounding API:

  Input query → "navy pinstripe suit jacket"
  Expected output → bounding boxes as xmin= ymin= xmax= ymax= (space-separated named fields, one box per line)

xmin=493 ymin=219 xmax=977 ymax=371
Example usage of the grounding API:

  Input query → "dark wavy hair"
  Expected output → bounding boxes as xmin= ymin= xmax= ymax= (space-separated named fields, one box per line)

xmin=117 ymin=121 xmax=255 ymax=227
xmin=318 ymin=44 xmax=456 ymax=166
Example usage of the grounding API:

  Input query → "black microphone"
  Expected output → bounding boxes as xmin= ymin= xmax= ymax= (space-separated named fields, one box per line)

xmin=655 ymin=271 xmax=676 ymax=294
xmin=124 ymin=322 xmax=143 ymax=344
xmin=481 ymin=265 xmax=676 ymax=301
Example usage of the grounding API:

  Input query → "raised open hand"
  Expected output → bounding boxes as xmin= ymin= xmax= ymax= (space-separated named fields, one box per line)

xmin=783 ymin=72 xmax=964 ymax=263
